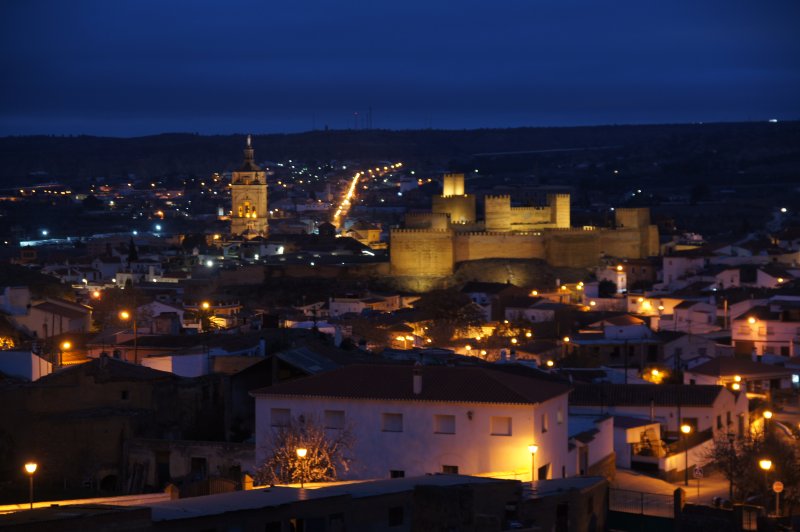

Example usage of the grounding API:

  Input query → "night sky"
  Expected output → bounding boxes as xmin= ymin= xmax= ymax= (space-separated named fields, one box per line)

xmin=1 ymin=0 xmax=798 ymax=137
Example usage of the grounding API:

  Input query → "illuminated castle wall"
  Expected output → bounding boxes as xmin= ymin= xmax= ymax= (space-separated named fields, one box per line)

xmin=390 ymin=172 xmax=659 ymax=281
xmin=230 ymin=135 xmax=269 ymax=238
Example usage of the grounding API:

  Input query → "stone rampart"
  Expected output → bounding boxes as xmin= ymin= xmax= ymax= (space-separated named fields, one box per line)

xmin=390 ymin=228 xmax=454 ymax=277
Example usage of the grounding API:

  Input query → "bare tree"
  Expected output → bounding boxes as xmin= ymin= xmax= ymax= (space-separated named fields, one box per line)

xmin=255 ymin=414 xmax=353 ymax=486
xmin=705 ymin=430 xmax=800 ymax=512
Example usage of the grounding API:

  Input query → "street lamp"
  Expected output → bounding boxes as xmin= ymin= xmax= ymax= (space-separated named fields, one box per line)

xmin=24 ymin=462 xmax=37 ymax=509
xmin=119 ymin=309 xmax=138 ymax=363
xmin=296 ymin=448 xmax=308 ymax=488
xmin=681 ymin=424 xmax=692 ymax=486
xmin=59 ymin=340 xmax=71 ymax=367
xmin=764 ymin=410 xmax=773 ymax=439
xmin=759 ymin=458 xmax=773 ymax=512
xmin=528 ymin=444 xmax=538 ymax=484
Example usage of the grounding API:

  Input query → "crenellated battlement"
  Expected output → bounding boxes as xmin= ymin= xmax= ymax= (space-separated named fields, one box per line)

xmin=455 ymin=231 xmax=545 ymax=237
xmin=389 ymin=171 xmax=656 ymax=283
xmin=391 ymin=228 xmax=453 ymax=234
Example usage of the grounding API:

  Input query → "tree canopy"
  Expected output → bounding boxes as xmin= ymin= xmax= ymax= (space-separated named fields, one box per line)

xmin=255 ymin=415 xmax=353 ymax=486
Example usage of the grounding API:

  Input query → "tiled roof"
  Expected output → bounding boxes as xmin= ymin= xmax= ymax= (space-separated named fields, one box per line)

xmin=251 ymin=363 xmax=571 ymax=404
xmin=33 ymin=301 xmax=89 ymax=320
xmin=597 ymin=315 xmax=644 ymax=327
xmin=569 ymin=383 xmax=725 ymax=407
xmin=38 ymin=355 xmax=175 ymax=384
xmin=688 ymin=357 xmax=792 ymax=377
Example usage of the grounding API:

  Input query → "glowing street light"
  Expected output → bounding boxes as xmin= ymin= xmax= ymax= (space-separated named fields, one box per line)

xmin=24 ymin=462 xmax=37 ymax=509
xmin=296 ymin=448 xmax=308 ymax=488
xmin=119 ymin=309 xmax=138 ymax=362
xmin=528 ymin=444 xmax=538 ymax=483
xmin=681 ymin=424 xmax=692 ymax=486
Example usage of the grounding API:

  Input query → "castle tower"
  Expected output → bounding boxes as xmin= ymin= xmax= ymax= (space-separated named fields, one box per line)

xmin=484 ymin=195 xmax=512 ymax=232
xmin=547 ymin=193 xmax=570 ymax=229
xmin=230 ymin=135 xmax=268 ymax=238
xmin=442 ymin=173 xmax=465 ymax=196
xmin=432 ymin=172 xmax=476 ymax=223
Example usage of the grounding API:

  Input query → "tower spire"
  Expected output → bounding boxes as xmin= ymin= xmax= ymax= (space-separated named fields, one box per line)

xmin=243 ymin=134 xmax=255 ymax=166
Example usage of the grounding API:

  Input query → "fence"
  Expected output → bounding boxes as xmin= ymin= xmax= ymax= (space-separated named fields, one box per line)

xmin=609 ymin=488 xmax=675 ymax=518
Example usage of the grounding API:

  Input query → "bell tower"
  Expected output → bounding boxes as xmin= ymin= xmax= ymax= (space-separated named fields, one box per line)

xmin=230 ymin=135 xmax=268 ymax=238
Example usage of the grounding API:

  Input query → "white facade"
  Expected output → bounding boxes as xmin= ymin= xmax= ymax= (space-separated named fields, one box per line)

xmin=0 ymin=351 xmax=52 ymax=381
xmin=254 ymin=393 xmax=570 ymax=482
xmin=571 ymin=388 xmax=747 ymax=440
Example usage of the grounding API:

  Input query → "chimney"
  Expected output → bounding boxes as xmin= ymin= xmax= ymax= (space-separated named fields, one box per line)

xmin=413 ymin=365 xmax=422 ymax=395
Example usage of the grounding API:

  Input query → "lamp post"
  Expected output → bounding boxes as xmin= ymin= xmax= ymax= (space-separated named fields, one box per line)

xmin=763 ymin=410 xmax=773 ymax=440
xmin=759 ymin=459 xmax=772 ymax=513
xmin=119 ymin=310 xmax=138 ymax=363
xmin=59 ymin=340 xmax=71 ymax=368
xmin=24 ymin=462 xmax=37 ymax=509
xmin=528 ymin=444 xmax=538 ymax=484
xmin=296 ymin=448 xmax=307 ymax=488
xmin=681 ymin=424 xmax=692 ymax=486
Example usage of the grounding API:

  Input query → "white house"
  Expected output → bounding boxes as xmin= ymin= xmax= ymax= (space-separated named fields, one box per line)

xmin=569 ymin=383 xmax=748 ymax=441
xmin=732 ymin=300 xmax=800 ymax=357
xmin=252 ymin=364 xmax=579 ymax=482
xmin=684 ymin=357 xmax=793 ymax=395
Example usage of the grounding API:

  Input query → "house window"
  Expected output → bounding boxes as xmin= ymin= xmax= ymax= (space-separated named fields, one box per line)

xmin=434 ymin=414 xmax=456 ymax=434
xmin=541 ymin=413 xmax=549 ymax=433
xmin=727 ymin=411 xmax=732 ymax=425
xmin=324 ymin=410 xmax=345 ymax=429
xmin=388 ymin=506 xmax=404 ymax=527
xmin=120 ymin=390 xmax=129 ymax=401
xmin=717 ymin=415 xmax=722 ymax=429
xmin=382 ymin=413 xmax=403 ymax=432
xmin=442 ymin=465 xmax=459 ymax=474
xmin=270 ymin=408 xmax=290 ymax=427
xmin=557 ymin=408 xmax=564 ymax=425
xmin=390 ymin=470 xmax=405 ymax=478
xmin=490 ymin=416 xmax=512 ymax=436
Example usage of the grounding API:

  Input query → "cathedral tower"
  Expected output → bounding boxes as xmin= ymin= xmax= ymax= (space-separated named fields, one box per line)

xmin=230 ymin=135 xmax=268 ymax=238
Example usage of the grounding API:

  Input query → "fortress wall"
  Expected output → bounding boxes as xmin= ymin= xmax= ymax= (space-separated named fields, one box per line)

xmin=598 ymin=227 xmax=649 ymax=259
xmin=442 ymin=173 xmax=465 ymax=196
xmin=484 ymin=195 xmax=512 ymax=232
xmin=432 ymin=194 xmax=476 ymax=223
xmin=646 ymin=225 xmax=660 ymax=256
xmin=390 ymin=229 xmax=454 ymax=276
xmin=405 ymin=212 xmax=449 ymax=230
xmin=509 ymin=205 xmax=552 ymax=225
xmin=548 ymin=193 xmax=571 ymax=228
xmin=454 ymin=232 xmax=546 ymax=262
xmin=544 ymin=230 xmax=602 ymax=268
xmin=615 ymin=207 xmax=650 ymax=229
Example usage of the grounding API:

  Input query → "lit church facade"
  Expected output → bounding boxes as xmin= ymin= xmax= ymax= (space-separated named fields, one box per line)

xmin=230 ymin=135 xmax=268 ymax=238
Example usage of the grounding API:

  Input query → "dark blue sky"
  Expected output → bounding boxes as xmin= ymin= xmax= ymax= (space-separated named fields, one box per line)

xmin=2 ymin=0 xmax=798 ymax=136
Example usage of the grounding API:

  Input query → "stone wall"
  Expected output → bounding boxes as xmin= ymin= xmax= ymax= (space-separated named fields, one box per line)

xmin=545 ymin=229 xmax=603 ymax=268
xmin=390 ymin=228 xmax=454 ymax=277
xmin=454 ymin=232 xmax=546 ymax=262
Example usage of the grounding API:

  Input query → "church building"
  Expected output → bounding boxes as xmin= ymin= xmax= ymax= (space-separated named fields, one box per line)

xmin=230 ymin=135 xmax=268 ymax=238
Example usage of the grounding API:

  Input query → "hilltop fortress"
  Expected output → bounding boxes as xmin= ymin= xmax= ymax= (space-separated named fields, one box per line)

xmin=390 ymin=173 xmax=659 ymax=285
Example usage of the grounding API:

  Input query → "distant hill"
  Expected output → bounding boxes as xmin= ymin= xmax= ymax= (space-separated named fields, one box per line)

xmin=0 ymin=121 xmax=799 ymax=185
